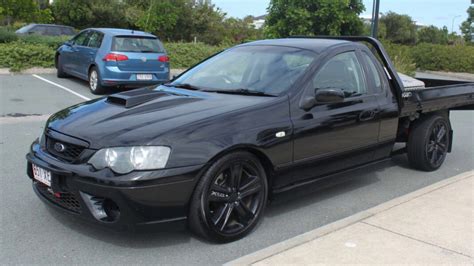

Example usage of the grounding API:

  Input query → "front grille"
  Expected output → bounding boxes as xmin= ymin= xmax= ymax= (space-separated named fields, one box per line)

xmin=46 ymin=136 xmax=85 ymax=162
xmin=35 ymin=182 xmax=82 ymax=213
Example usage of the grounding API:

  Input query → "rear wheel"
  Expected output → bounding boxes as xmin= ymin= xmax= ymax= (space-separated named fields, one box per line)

xmin=189 ymin=151 xmax=268 ymax=242
xmin=407 ymin=115 xmax=450 ymax=171
xmin=56 ymin=55 xmax=68 ymax=78
xmin=88 ymin=67 xmax=106 ymax=95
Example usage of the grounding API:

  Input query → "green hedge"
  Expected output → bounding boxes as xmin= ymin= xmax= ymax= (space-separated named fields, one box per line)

xmin=0 ymin=42 xmax=55 ymax=71
xmin=0 ymin=41 xmax=226 ymax=71
xmin=0 ymin=29 xmax=19 ymax=43
xmin=164 ymin=42 xmax=226 ymax=69
xmin=383 ymin=41 xmax=474 ymax=74
xmin=383 ymin=41 xmax=417 ymax=76
xmin=411 ymin=43 xmax=474 ymax=73
xmin=0 ymin=35 xmax=473 ymax=74
xmin=18 ymin=35 xmax=71 ymax=49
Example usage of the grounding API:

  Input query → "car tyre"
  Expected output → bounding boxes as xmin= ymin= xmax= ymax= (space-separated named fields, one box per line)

xmin=407 ymin=115 xmax=450 ymax=171
xmin=89 ymin=67 xmax=106 ymax=95
xmin=189 ymin=151 xmax=268 ymax=243
xmin=56 ymin=55 xmax=68 ymax=78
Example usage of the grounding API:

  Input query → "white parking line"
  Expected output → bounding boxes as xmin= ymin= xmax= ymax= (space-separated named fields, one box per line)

xmin=32 ymin=74 xmax=91 ymax=101
xmin=0 ymin=114 xmax=50 ymax=125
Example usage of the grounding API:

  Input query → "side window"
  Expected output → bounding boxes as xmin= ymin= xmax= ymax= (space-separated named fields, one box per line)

xmin=73 ymin=31 xmax=90 ymax=46
xmin=46 ymin=26 xmax=61 ymax=36
xmin=313 ymin=51 xmax=367 ymax=96
xmin=31 ymin=26 xmax=47 ymax=34
xmin=362 ymin=52 xmax=383 ymax=92
xmin=87 ymin=32 xmax=103 ymax=48
xmin=61 ymin=27 xmax=75 ymax=36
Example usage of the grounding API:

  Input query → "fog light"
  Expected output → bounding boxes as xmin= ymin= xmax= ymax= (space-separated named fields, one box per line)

xmin=102 ymin=199 xmax=120 ymax=222
xmin=80 ymin=192 xmax=120 ymax=222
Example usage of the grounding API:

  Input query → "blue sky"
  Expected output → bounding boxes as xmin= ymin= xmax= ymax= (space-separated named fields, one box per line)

xmin=212 ymin=0 xmax=471 ymax=33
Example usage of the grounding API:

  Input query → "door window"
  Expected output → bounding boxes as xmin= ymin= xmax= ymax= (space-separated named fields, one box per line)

xmin=45 ymin=26 xmax=61 ymax=36
xmin=31 ymin=26 xmax=48 ymax=35
xmin=73 ymin=31 xmax=90 ymax=46
xmin=362 ymin=52 xmax=383 ymax=92
xmin=60 ymin=27 xmax=75 ymax=36
xmin=313 ymin=51 xmax=367 ymax=96
xmin=87 ymin=32 xmax=103 ymax=48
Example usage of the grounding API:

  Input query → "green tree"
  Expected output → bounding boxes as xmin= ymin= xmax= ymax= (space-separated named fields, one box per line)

xmin=460 ymin=6 xmax=473 ymax=42
xmin=136 ymin=0 xmax=178 ymax=35
xmin=417 ymin=25 xmax=448 ymax=44
xmin=0 ymin=0 xmax=52 ymax=25
xmin=265 ymin=0 xmax=365 ymax=38
xmin=52 ymin=0 xmax=128 ymax=29
xmin=379 ymin=11 xmax=416 ymax=44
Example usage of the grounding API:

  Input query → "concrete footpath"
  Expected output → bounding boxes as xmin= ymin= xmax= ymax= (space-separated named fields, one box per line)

xmin=227 ymin=171 xmax=474 ymax=265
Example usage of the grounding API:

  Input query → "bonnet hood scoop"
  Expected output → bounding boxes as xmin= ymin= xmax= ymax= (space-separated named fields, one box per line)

xmin=106 ymin=88 xmax=171 ymax=108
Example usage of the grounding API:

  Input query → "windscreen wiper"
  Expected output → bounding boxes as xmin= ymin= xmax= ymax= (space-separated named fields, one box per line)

xmin=163 ymin=83 xmax=202 ymax=91
xmin=202 ymin=88 xmax=277 ymax=97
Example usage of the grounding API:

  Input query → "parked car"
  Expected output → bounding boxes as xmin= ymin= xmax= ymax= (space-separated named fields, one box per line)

xmin=26 ymin=37 xmax=474 ymax=242
xmin=15 ymin=24 xmax=75 ymax=36
xmin=55 ymin=28 xmax=170 ymax=94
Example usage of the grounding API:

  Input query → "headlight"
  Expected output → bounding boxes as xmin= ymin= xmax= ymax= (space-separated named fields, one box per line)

xmin=88 ymin=146 xmax=171 ymax=174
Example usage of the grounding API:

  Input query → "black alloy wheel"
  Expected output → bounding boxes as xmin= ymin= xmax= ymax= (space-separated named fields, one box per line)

xmin=408 ymin=115 xmax=451 ymax=171
xmin=426 ymin=120 xmax=449 ymax=168
xmin=189 ymin=152 xmax=268 ymax=242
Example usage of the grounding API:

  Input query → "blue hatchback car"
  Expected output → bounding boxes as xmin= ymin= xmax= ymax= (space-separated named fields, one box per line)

xmin=55 ymin=28 xmax=170 ymax=94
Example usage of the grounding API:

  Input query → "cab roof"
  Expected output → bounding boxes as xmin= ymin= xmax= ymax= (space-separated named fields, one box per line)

xmin=240 ymin=38 xmax=355 ymax=54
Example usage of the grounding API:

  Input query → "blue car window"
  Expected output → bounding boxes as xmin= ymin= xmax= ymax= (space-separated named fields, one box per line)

xmin=87 ymin=32 xmax=103 ymax=48
xmin=73 ymin=31 xmax=90 ymax=46
xmin=112 ymin=36 xmax=164 ymax=53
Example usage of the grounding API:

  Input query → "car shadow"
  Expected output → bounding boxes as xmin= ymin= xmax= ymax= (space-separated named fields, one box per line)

xmin=62 ymin=76 xmax=135 ymax=95
xmin=45 ymin=207 xmax=197 ymax=248
xmin=45 ymin=154 xmax=410 ymax=247
xmin=266 ymin=158 xmax=400 ymax=218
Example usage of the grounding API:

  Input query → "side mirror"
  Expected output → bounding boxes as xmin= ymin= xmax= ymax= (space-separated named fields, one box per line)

xmin=315 ymin=88 xmax=345 ymax=103
xmin=300 ymin=88 xmax=345 ymax=111
xmin=64 ymin=40 xmax=73 ymax=46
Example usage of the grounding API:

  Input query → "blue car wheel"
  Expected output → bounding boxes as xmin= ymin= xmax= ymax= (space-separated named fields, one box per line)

xmin=56 ymin=55 xmax=68 ymax=78
xmin=88 ymin=67 xmax=106 ymax=95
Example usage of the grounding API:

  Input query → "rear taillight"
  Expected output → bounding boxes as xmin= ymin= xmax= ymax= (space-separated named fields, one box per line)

xmin=103 ymin=53 xmax=128 ymax=61
xmin=158 ymin=55 xmax=169 ymax=62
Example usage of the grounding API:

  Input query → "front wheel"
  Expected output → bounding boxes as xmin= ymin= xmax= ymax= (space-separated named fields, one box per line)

xmin=88 ymin=67 xmax=106 ymax=95
xmin=407 ymin=115 xmax=451 ymax=171
xmin=189 ymin=151 xmax=268 ymax=243
xmin=56 ymin=55 xmax=68 ymax=78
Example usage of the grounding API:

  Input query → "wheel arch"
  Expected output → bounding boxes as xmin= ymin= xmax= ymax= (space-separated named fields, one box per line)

xmin=205 ymin=145 xmax=276 ymax=192
xmin=88 ymin=63 xmax=98 ymax=75
xmin=411 ymin=110 xmax=452 ymax=152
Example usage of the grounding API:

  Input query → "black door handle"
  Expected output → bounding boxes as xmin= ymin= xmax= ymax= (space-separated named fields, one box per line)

xmin=359 ymin=109 xmax=377 ymax=121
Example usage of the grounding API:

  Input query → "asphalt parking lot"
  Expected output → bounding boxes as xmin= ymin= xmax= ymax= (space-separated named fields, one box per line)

xmin=1 ymin=73 xmax=473 ymax=264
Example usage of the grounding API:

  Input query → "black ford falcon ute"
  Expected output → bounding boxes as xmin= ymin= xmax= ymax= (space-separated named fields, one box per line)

xmin=26 ymin=37 xmax=474 ymax=242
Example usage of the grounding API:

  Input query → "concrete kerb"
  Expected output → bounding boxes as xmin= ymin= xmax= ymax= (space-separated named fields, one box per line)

xmin=225 ymin=170 xmax=474 ymax=265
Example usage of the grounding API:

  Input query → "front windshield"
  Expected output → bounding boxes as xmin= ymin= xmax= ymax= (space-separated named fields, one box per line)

xmin=171 ymin=45 xmax=317 ymax=96
xmin=16 ymin=24 xmax=35 ymax=33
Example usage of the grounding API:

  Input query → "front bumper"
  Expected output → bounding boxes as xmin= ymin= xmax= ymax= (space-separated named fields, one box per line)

xmin=26 ymin=142 xmax=204 ymax=230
